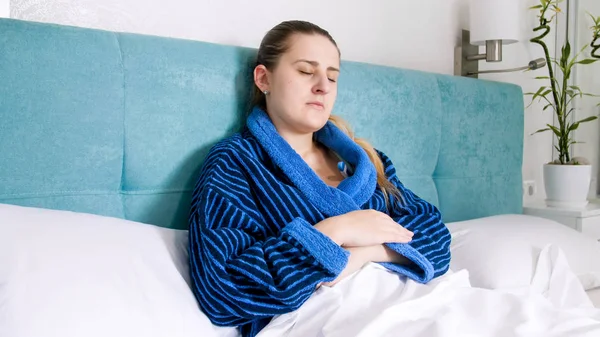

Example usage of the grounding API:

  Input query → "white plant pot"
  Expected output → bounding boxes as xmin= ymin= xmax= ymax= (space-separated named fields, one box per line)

xmin=543 ymin=163 xmax=592 ymax=209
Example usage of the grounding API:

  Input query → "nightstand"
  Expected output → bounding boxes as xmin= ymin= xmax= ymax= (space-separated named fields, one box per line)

xmin=523 ymin=199 xmax=600 ymax=241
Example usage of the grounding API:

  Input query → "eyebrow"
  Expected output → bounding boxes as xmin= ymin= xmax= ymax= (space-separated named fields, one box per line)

xmin=293 ymin=59 xmax=340 ymax=72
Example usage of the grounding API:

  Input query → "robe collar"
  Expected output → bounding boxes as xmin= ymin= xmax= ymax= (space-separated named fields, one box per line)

xmin=246 ymin=106 xmax=377 ymax=217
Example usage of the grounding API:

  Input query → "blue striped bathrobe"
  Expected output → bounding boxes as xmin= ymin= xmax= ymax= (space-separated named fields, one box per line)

xmin=188 ymin=106 xmax=451 ymax=337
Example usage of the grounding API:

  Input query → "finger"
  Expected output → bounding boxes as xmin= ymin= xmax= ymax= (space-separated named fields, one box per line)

xmin=393 ymin=227 xmax=413 ymax=240
xmin=382 ymin=230 xmax=412 ymax=243
xmin=378 ymin=222 xmax=413 ymax=239
xmin=392 ymin=223 xmax=413 ymax=236
xmin=377 ymin=217 xmax=405 ymax=229
xmin=389 ymin=236 xmax=411 ymax=244
xmin=395 ymin=234 xmax=412 ymax=243
xmin=373 ymin=217 xmax=413 ymax=238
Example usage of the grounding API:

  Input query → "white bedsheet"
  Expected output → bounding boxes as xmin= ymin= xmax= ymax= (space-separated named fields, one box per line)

xmin=252 ymin=244 xmax=600 ymax=337
xmin=587 ymin=288 xmax=600 ymax=308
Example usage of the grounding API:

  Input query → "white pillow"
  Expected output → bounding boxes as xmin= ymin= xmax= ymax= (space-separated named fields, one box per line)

xmin=0 ymin=203 xmax=230 ymax=337
xmin=447 ymin=214 xmax=600 ymax=290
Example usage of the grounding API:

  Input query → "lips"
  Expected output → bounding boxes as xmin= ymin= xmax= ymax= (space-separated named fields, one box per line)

xmin=307 ymin=102 xmax=324 ymax=109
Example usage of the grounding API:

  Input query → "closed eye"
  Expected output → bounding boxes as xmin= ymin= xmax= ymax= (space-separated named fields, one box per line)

xmin=299 ymin=70 xmax=337 ymax=83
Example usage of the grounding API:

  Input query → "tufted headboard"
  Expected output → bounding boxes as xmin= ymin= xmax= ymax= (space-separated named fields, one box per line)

xmin=0 ymin=18 xmax=524 ymax=229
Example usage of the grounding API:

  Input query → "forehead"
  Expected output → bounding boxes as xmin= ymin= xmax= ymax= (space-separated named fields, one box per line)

xmin=282 ymin=33 xmax=340 ymax=67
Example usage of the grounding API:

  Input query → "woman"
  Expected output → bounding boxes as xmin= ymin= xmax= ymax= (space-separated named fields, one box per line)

xmin=188 ymin=20 xmax=451 ymax=337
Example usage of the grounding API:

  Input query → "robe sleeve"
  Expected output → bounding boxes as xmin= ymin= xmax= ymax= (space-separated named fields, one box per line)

xmin=375 ymin=150 xmax=452 ymax=283
xmin=187 ymin=161 xmax=349 ymax=332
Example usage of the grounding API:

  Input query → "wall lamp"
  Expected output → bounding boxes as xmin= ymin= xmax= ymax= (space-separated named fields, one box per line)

xmin=455 ymin=0 xmax=547 ymax=78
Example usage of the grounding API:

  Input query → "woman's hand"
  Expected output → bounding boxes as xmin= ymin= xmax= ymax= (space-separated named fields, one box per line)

xmin=314 ymin=209 xmax=413 ymax=247
xmin=318 ymin=244 xmax=411 ymax=288
xmin=319 ymin=246 xmax=372 ymax=287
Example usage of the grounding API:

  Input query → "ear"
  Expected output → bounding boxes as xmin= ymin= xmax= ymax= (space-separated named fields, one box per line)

xmin=253 ymin=65 xmax=270 ymax=93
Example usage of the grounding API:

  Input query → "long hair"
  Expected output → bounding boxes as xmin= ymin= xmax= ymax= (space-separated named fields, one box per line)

xmin=253 ymin=20 xmax=402 ymax=207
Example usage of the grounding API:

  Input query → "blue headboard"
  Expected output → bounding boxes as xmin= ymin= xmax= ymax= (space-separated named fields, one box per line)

xmin=0 ymin=18 xmax=524 ymax=229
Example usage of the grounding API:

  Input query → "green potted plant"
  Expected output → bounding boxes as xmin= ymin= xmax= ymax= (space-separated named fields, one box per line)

xmin=527 ymin=0 xmax=600 ymax=208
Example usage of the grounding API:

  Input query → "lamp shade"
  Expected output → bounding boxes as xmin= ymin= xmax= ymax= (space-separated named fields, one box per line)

xmin=469 ymin=0 xmax=522 ymax=45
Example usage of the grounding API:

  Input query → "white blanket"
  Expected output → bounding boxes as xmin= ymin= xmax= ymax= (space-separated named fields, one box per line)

xmin=254 ymin=245 xmax=600 ymax=337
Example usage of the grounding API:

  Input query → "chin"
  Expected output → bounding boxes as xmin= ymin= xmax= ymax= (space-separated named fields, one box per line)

xmin=301 ymin=108 xmax=330 ymax=131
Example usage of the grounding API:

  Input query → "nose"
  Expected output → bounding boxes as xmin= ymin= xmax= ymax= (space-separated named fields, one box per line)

xmin=311 ymin=72 xmax=330 ymax=95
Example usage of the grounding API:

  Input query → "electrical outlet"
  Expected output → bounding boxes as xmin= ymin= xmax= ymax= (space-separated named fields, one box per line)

xmin=589 ymin=178 xmax=598 ymax=198
xmin=523 ymin=180 xmax=536 ymax=197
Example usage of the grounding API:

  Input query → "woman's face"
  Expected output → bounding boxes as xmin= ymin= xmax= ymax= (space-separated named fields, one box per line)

xmin=257 ymin=33 xmax=340 ymax=135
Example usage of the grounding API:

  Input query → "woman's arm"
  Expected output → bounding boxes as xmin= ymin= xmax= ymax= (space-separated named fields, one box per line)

xmin=189 ymin=185 xmax=350 ymax=326
xmin=375 ymin=149 xmax=452 ymax=282
xmin=319 ymin=244 xmax=412 ymax=287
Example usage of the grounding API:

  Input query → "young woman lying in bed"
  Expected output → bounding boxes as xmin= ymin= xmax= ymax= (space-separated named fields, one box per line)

xmin=187 ymin=20 xmax=451 ymax=337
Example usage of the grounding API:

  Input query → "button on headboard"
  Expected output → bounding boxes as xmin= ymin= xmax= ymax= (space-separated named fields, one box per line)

xmin=0 ymin=18 xmax=524 ymax=229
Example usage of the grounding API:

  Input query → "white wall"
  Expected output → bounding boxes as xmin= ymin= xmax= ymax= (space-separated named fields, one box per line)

xmin=10 ymin=0 xmax=468 ymax=75
xmin=573 ymin=0 xmax=600 ymax=197
xmin=0 ymin=0 xmax=8 ymax=17
xmin=461 ymin=1 xmax=600 ymax=201
xmin=476 ymin=0 xmax=557 ymax=203
xmin=9 ymin=0 xmax=560 ymax=202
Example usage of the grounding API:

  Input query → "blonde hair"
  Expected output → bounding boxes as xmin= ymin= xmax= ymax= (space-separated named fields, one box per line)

xmin=327 ymin=115 xmax=402 ymax=208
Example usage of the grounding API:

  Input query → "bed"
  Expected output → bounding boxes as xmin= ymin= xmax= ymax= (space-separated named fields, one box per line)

xmin=2 ymin=18 xmax=600 ymax=336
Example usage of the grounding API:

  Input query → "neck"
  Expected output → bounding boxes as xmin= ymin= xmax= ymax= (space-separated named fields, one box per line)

xmin=246 ymin=105 xmax=379 ymax=214
xmin=268 ymin=111 xmax=319 ymax=159
xmin=277 ymin=127 xmax=317 ymax=159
